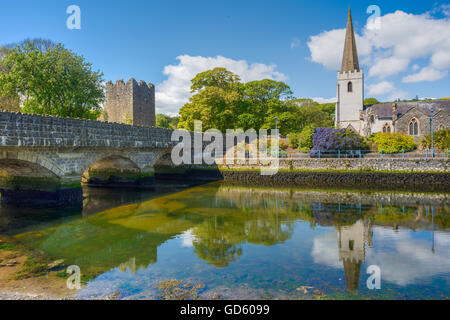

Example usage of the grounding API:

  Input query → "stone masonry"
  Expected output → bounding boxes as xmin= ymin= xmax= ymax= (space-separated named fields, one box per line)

xmin=105 ymin=78 xmax=155 ymax=127
xmin=0 ymin=111 xmax=174 ymax=188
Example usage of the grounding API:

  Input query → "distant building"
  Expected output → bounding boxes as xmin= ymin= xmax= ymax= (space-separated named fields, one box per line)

xmin=335 ymin=9 xmax=449 ymax=139
xmin=104 ymin=78 xmax=155 ymax=127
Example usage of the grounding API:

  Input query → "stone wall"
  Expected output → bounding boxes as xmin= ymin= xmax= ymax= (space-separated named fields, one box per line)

xmin=0 ymin=111 xmax=173 ymax=148
xmin=132 ymin=80 xmax=155 ymax=127
xmin=219 ymin=158 xmax=449 ymax=172
xmin=105 ymin=79 xmax=133 ymax=124
xmin=220 ymin=171 xmax=449 ymax=192
xmin=395 ymin=107 xmax=450 ymax=140
xmin=105 ymin=78 xmax=155 ymax=127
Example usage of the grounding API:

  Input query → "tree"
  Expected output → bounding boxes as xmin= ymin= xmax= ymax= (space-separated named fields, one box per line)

xmin=0 ymin=46 xmax=20 ymax=112
xmin=370 ymin=133 xmax=416 ymax=153
xmin=364 ymin=98 xmax=380 ymax=105
xmin=419 ymin=129 xmax=450 ymax=150
xmin=156 ymin=114 xmax=179 ymax=129
xmin=178 ymin=68 xmax=243 ymax=132
xmin=242 ymin=79 xmax=293 ymax=132
xmin=0 ymin=41 xmax=104 ymax=119
xmin=178 ymin=67 xmax=332 ymax=135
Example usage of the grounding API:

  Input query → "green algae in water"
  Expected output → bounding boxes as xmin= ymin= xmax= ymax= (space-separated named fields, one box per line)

xmin=4 ymin=183 xmax=450 ymax=300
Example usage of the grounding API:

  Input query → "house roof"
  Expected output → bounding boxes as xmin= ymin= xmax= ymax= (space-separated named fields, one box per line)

xmin=364 ymin=100 xmax=450 ymax=119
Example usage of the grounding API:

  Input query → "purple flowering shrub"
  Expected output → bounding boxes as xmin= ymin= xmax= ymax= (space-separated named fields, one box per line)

xmin=310 ymin=128 xmax=366 ymax=157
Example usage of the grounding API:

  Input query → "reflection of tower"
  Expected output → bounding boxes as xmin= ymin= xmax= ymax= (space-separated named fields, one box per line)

xmin=338 ymin=220 xmax=372 ymax=293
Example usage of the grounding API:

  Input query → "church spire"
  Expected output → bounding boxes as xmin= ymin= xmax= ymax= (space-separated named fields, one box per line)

xmin=341 ymin=7 xmax=360 ymax=72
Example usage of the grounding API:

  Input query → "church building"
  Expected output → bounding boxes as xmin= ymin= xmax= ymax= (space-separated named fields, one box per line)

xmin=335 ymin=9 xmax=449 ymax=139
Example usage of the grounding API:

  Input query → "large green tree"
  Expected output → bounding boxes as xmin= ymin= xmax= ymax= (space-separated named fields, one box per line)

xmin=178 ymin=68 xmax=334 ymax=135
xmin=238 ymin=79 xmax=293 ymax=132
xmin=0 ymin=46 xmax=20 ymax=112
xmin=0 ymin=41 xmax=104 ymax=119
xmin=178 ymin=68 xmax=242 ymax=132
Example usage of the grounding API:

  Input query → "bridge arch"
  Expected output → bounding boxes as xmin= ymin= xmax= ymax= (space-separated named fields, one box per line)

xmin=0 ymin=151 xmax=64 ymax=178
xmin=81 ymin=154 xmax=143 ymax=187
xmin=0 ymin=158 xmax=64 ymax=205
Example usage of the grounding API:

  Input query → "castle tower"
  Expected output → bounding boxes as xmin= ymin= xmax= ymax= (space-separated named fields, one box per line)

xmin=105 ymin=78 xmax=155 ymax=127
xmin=336 ymin=8 xmax=364 ymax=133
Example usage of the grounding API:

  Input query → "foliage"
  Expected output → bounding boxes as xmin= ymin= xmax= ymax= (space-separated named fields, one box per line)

xmin=288 ymin=133 xmax=300 ymax=149
xmin=288 ymin=125 xmax=316 ymax=151
xmin=0 ymin=46 xmax=20 ymax=112
xmin=310 ymin=128 xmax=366 ymax=156
xmin=156 ymin=114 xmax=179 ymax=129
xmin=279 ymin=139 xmax=289 ymax=151
xmin=419 ymin=130 xmax=450 ymax=150
xmin=364 ymin=97 xmax=380 ymax=105
xmin=239 ymin=79 xmax=293 ymax=133
xmin=370 ymin=133 xmax=416 ymax=153
xmin=178 ymin=68 xmax=334 ymax=135
xmin=0 ymin=40 xmax=104 ymax=119
xmin=298 ymin=125 xmax=316 ymax=151
xmin=178 ymin=68 xmax=242 ymax=132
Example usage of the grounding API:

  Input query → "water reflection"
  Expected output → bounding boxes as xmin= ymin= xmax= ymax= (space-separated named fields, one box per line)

xmin=2 ymin=183 xmax=449 ymax=299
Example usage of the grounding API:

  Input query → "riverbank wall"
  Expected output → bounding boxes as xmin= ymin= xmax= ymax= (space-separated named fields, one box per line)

xmin=216 ymin=158 xmax=449 ymax=192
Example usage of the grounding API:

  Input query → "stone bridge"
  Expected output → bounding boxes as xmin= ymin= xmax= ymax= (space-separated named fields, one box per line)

xmin=0 ymin=111 xmax=182 ymax=205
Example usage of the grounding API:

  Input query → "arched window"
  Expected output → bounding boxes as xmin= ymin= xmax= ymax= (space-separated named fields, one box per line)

xmin=383 ymin=123 xmax=392 ymax=133
xmin=347 ymin=81 xmax=353 ymax=92
xmin=409 ymin=118 xmax=419 ymax=136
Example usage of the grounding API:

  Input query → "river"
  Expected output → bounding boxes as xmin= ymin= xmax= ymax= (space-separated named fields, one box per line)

xmin=0 ymin=182 xmax=449 ymax=300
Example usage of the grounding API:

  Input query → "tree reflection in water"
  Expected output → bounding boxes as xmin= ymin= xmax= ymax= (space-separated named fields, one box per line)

xmin=4 ymin=183 xmax=448 ymax=296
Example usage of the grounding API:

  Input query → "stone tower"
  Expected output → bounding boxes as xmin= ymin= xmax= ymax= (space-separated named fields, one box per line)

xmin=105 ymin=78 xmax=155 ymax=127
xmin=336 ymin=8 xmax=364 ymax=133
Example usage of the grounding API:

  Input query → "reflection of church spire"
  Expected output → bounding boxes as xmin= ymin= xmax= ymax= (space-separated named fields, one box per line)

xmin=343 ymin=259 xmax=362 ymax=293
xmin=338 ymin=220 xmax=372 ymax=293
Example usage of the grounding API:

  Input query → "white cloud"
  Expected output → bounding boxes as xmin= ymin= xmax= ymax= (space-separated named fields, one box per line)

xmin=367 ymin=81 xmax=395 ymax=96
xmin=290 ymin=37 xmax=301 ymax=49
xmin=312 ymin=97 xmax=337 ymax=104
xmin=366 ymin=229 xmax=450 ymax=286
xmin=369 ymin=57 xmax=410 ymax=78
xmin=367 ymin=81 xmax=408 ymax=101
xmin=179 ymin=229 xmax=195 ymax=247
xmin=311 ymin=230 xmax=342 ymax=269
xmin=156 ymin=55 xmax=287 ymax=115
xmin=402 ymin=67 xmax=448 ymax=83
xmin=307 ymin=10 xmax=450 ymax=84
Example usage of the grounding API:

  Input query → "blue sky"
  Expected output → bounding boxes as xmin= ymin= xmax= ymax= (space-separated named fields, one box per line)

xmin=1 ymin=0 xmax=449 ymax=115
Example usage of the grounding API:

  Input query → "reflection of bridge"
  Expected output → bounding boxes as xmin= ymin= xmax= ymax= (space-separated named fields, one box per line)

xmin=0 ymin=112 xmax=178 ymax=203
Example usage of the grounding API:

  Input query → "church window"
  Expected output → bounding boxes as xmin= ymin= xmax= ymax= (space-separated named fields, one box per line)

xmin=383 ymin=123 xmax=391 ymax=133
xmin=347 ymin=81 xmax=353 ymax=92
xmin=409 ymin=118 xmax=419 ymax=136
